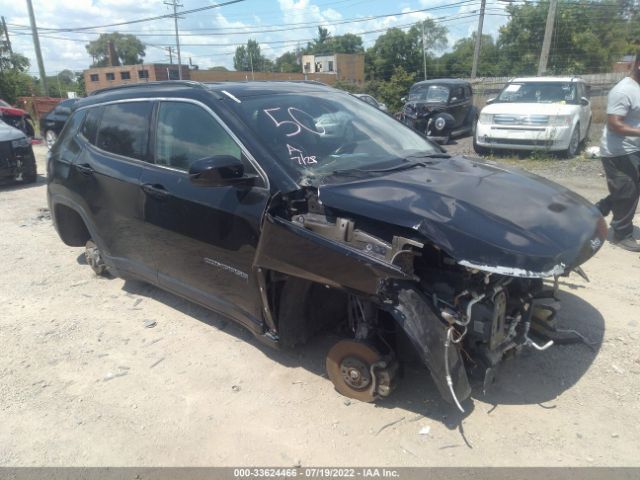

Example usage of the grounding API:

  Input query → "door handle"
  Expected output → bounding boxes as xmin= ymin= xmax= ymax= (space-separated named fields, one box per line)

xmin=75 ymin=163 xmax=94 ymax=175
xmin=142 ymin=183 xmax=170 ymax=199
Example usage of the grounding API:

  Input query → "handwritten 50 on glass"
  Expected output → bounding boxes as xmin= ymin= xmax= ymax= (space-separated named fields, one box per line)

xmin=263 ymin=107 xmax=326 ymax=137
xmin=287 ymin=144 xmax=317 ymax=166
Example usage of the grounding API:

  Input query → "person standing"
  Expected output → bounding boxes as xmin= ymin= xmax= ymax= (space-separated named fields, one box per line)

xmin=596 ymin=51 xmax=640 ymax=252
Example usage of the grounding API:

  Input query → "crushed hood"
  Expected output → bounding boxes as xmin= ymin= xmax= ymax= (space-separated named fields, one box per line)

xmin=0 ymin=121 xmax=26 ymax=142
xmin=318 ymin=156 xmax=605 ymax=277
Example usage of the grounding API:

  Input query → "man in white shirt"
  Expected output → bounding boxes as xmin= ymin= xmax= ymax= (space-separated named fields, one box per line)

xmin=596 ymin=51 xmax=640 ymax=252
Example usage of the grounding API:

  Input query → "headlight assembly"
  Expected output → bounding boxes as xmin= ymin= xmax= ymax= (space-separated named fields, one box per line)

xmin=549 ymin=115 xmax=572 ymax=126
xmin=11 ymin=137 xmax=31 ymax=148
xmin=478 ymin=113 xmax=492 ymax=124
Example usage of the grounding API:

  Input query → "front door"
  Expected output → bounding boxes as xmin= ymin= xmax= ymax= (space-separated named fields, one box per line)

xmin=140 ymin=100 xmax=270 ymax=328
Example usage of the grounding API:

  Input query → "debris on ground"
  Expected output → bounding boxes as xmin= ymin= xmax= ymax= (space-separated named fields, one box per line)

xmin=143 ymin=320 xmax=157 ymax=329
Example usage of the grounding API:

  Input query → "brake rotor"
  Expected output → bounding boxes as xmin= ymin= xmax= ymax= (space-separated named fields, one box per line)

xmin=326 ymin=339 xmax=382 ymax=403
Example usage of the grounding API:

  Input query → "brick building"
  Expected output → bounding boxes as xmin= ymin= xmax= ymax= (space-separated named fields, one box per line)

xmin=300 ymin=53 xmax=365 ymax=85
xmin=83 ymin=64 xmax=191 ymax=94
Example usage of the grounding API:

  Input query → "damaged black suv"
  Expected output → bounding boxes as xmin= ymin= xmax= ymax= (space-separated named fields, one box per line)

xmin=48 ymin=81 xmax=606 ymax=409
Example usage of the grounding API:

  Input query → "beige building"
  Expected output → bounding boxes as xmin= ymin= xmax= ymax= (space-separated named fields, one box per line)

xmin=83 ymin=64 xmax=191 ymax=94
xmin=301 ymin=53 xmax=365 ymax=85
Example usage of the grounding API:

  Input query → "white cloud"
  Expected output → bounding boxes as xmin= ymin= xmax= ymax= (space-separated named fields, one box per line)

xmin=0 ymin=0 xmax=510 ymax=74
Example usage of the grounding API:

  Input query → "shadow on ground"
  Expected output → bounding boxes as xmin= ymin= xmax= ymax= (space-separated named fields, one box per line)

xmin=0 ymin=175 xmax=45 ymax=191
xmin=118 ymin=277 xmax=604 ymax=430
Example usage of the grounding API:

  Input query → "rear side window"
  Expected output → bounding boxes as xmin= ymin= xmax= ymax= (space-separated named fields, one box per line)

xmin=55 ymin=110 xmax=86 ymax=161
xmin=154 ymin=101 xmax=241 ymax=171
xmin=80 ymin=107 xmax=101 ymax=144
xmin=95 ymin=102 xmax=152 ymax=161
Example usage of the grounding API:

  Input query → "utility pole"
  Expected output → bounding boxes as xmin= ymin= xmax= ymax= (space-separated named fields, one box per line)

xmin=166 ymin=46 xmax=174 ymax=64
xmin=249 ymin=51 xmax=254 ymax=80
xmin=538 ymin=0 xmax=558 ymax=76
xmin=421 ymin=22 xmax=427 ymax=80
xmin=471 ymin=0 xmax=486 ymax=79
xmin=26 ymin=0 xmax=48 ymax=94
xmin=2 ymin=16 xmax=13 ymax=55
xmin=164 ymin=0 xmax=183 ymax=79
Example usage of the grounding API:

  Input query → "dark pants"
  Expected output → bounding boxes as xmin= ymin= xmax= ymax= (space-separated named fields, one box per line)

xmin=600 ymin=152 xmax=640 ymax=240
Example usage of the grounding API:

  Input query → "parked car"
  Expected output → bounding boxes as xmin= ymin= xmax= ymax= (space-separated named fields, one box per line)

xmin=400 ymin=79 xmax=478 ymax=144
xmin=0 ymin=120 xmax=37 ymax=183
xmin=40 ymin=98 xmax=77 ymax=149
xmin=0 ymin=99 xmax=35 ymax=138
xmin=353 ymin=93 xmax=387 ymax=112
xmin=474 ymin=76 xmax=592 ymax=157
xmin=48 ymin=80 xmax=605 ymax=409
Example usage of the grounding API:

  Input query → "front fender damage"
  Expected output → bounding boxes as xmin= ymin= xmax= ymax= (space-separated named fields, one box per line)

xmin=254 ymin=213 xmax=471 ymax=405
xmin=385 ymin=285 xmax=471 ymax=406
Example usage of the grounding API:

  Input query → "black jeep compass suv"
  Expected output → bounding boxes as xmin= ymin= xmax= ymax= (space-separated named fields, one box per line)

xmin=47 ymin=80 xmax=605 ymax=410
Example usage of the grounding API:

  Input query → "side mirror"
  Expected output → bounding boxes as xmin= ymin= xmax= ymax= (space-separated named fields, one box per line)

xmin=188 ymin=155 xmax=256 ymax=187
xmin=580 ymin=96 xmax=589 ymax=106
xmin=486 ymin=97 xmax=496 ymax=105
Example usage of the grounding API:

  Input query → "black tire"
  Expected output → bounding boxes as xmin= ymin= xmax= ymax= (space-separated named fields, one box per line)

xmin=562 ymin=123 xmax=580 ymax=158
xmin=21 ymin=152 xmax=37 ymax=184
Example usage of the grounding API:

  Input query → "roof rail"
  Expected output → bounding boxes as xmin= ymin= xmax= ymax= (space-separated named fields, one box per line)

xmin=88 ymin=80 xmax=205 ymax=96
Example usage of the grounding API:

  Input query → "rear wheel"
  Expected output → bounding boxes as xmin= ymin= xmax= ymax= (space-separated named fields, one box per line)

xmin=84 ymin=240 xmax=107 ymax=276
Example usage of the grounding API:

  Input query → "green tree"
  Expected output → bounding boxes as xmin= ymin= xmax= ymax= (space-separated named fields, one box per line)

xmin=0 ymin=23 xmax=35 ymax=103
xmin=85 ymin=32 xmax=145 ymax=67
xmin=329 ymin=33 xmax=364 ymax=54
xmin=367 ymin=66 xmax=415 ymax=113
xmin=233 ymin=39 xmax=273 ymax=72
xmin=496 ymin=0 xmax=630 ymax=75
xmin=366 ymin=20 xmax=447 ymax=81
xmin=45 ymin=69 xmax=84 ymax=97
xmin=275 ymin=51 xmax=300 ymax=73
xmin=434 ymin=34 xmax=499 ymax=77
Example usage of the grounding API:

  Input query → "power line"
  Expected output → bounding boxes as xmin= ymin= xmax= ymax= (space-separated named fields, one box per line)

xmin=8 ymin=0 xmax=247 ymax=33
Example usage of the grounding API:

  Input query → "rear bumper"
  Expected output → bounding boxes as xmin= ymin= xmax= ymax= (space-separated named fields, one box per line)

xmin=475 ymin=123 xmax=573 ymax=151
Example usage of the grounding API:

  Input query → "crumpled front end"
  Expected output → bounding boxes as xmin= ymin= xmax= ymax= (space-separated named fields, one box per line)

xmin=254 ymin=158 xmax=606 ymax=408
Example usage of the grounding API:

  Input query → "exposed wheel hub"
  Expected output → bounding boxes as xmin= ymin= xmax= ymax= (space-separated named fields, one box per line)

xmin=85 ymin=240 xmax=106 ymax=275
xmin=326 ymin=339 xmax=395 ymax=403
xmin=340 ymin=356 xmax=372 ymax=390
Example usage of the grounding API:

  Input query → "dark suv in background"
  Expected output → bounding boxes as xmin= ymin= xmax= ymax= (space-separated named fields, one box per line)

xmin=40 ymin=98 xmax=77 ymax=149
xmin=400 ymin=79 xmax=478 ymax=144
xmin=48 ymin=80 xmax=604 ymax=410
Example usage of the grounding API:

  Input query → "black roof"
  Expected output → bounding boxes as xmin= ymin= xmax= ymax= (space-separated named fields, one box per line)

xmin=78 ymin=80 xmax=338 ymax=108
xmin=410 ymin=78 xmax=471 ymax=88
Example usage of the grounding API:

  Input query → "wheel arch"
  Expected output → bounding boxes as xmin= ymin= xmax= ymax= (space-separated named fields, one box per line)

xmin=52 ymin=203 xmax=91 ymax=247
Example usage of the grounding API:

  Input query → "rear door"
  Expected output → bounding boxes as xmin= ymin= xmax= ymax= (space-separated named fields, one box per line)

xmin=448 ymin=85 xmax=470 ymax=128
xmin=139 ymin=99 xmax=270 ymax=328
xmin=70 ymin=101 xmax=155 ymax=280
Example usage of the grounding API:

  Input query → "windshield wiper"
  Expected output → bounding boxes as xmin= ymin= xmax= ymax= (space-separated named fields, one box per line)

xmin=330 ymin=160 xmax=428 ymax=176
xmin=404 ymin=152 xmax=450 ymax=160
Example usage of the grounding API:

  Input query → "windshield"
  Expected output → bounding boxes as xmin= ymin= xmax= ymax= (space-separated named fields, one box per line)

xmin=0 ymin=99 xmax=11 ymax=107
xmin=229 ymin=91 xmax=440 ymax=184
xmin=408 ymin=85 xmax=450 ymax=103
xmin=497 ymin=82 xmax=578 ymax=104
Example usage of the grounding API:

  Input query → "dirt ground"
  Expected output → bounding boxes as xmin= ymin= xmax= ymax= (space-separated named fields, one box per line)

xmin=1 ymin=142 xmax=639 ymax=467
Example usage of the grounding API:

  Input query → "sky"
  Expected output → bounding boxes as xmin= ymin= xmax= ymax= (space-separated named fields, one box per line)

xmin=0 ymin=0 xmax=512 ymax=76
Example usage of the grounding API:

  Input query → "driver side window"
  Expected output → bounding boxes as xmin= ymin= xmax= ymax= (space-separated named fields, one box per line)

xmin=155 ymin=101 xmax=242 ymax=171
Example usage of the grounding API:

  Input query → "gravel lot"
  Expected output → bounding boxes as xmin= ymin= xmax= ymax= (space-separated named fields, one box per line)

xmin=1 ymin=142 xmax=639 ymax=467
